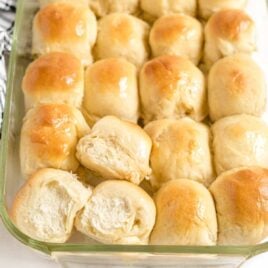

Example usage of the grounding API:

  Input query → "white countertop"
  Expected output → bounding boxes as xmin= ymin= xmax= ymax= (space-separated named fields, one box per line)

xmin=0 ymin=218 xmax=268 ymax=268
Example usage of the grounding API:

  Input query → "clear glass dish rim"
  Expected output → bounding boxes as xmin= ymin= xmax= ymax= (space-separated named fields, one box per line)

xmin=0 ymin=0 xmax=268 ymax=257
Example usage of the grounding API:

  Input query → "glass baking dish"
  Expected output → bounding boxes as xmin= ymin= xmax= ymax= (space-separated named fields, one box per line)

xmin=1 ymin=0 xmax=268 ymax=267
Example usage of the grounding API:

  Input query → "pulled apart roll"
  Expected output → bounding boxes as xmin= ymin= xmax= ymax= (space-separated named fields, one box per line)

xmin=141 ymin=0 xmax=197 ymax=20
xmin=75 ymin=180 xmax=156 ymax=244
xmin=20 ymin=104 xmax=90 ymax=178
xmin=204 ymin=9 xmax=256 ymax=68
xmin=198 ymin=0 xmax=247 ymax=20
xmin=10 ymin=168 xmax=91 ymax=243
xmin=150 ymin=179 xmax=217 ymax=245
xmin=94 ymin=13 xmax=150 ymax=68
xmin=149 ymin=14 xmax=203 ymax=65
xmin=39 ymin=0 xmax=89 ymax=8
xmin=208 ymin=54 xmax=266 ymax=122
xmin=76 ymin=116 xmax=152 ymax=185
xmin=22 ymin=52 xmax=84 ymax=111
xmin=210 ymin=167 xmax=268 ymax=245
xmin=89 ymin=0 xmax=140 ymax=17
xmin=212 ymin=115 xmax=268 ymax=175
xmin=83 ymin=58 xmax=139 ymax=126
xmin=32 ymin=3 xmax=97 ymax=65
xmin=140 ymin=55 xmax=207 ymax=124
xmin=144 ymin=118 xmax=215 ymax=189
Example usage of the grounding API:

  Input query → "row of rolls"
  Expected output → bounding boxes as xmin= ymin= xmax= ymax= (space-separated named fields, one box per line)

xmin=10 ymin=0 xmax=268 ymax=247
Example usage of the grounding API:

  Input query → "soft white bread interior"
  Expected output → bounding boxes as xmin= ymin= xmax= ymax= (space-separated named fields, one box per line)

xmin=210 ymin=166 xmax=268 ymax=245
xmin=198 ymin=0 xmax=247 ymax=20
xmin=75 ymin=180 xmax=156 ymax=244
xmin=94 ymin=13 xmax=150 ymax=68
xmin=89 ymin=0 xmax=140 ymax=17
xmin=32 ymin=3 xmax=97 ymax=65
xmin=20 ymin=104 xmax=90 ymax=178
xmin=204 ymin=9 xmax=256 ymax=69
xmin=144 ymin=118 xmax=215 ymax=189
xmin=76 ymin=116 xmax=152 ymax=185
xmin=22 ymin=52 xmax=84 ymax=111
xmin=150 ymin=179 xmax=217 ymax=245
xmin=140 ymin=55 xmax=207 ymax=124
xmin=212 ymin=115 xmax=268 ymax=175
xmin=208 ymin=54 xmax=266 ymax=122
xmin=149 ymin=14 xmax=203 ymax=65
xmin=141 ymin=0 xmax=197 ymax=20
xmin=39 ymin=0 xmax=89 ymax=8
xmin=10 ymin=168 xmax=91 ymax=243
xmin=83 ymin=58 xmax=139 ymax=126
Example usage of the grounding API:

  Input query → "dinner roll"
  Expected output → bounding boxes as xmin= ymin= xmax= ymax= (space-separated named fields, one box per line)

xmin=39 ymin=0 xmax=88 ymax=8
xmin=76 ymin=116 xmax=152 ymax=185
xmin=83 ymin=58 xmax=139 ymax=126
xmin=32 ymin=3 xmax=97 ymax=65
xmin=140 ymin=55 xmax=207 ymax=124
xmin=149 ymin=14 xmax=203 ymax=65
xmin=212 ymin=115 xmax=268 ymax=175
xmin=150 ymin=180 xmax=217 ymax=245
xmin=144 ymin=118 xmax=214 ymax=189
xmin=141 ymin=0 xmax=197 ymax=19
xmin=208 ymin=55 xmax=266 ymax=122
xmin=204 ymin=9 xmax=256 ymax=68
xmin=210 ymin=167 xmax=268 ymax=245
xmin=10 ymin=168 xmax=91 ymax=243
xmin=89 ymin=0 xmax=140 ymax=17
xmin=20 ymin=104 xmax=90 ymax=178
xmin=94 ymin=13 xmax=150 ymax=68
xmin=75 ymin=180 xmax=156 ymax=244
xmin=198 ymin=0 xmax=247 ymax=20
xmin=22 ymin=52 xmax=84 ymax=111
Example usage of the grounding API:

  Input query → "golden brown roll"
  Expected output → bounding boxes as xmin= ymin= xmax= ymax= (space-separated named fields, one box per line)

xmin=75 ymin=180 xmax=156 ymax=244
xmin=94 ymin=13 xmax=150 ymax=69
xmin=208 ymin=54 xmax=266 ymax=122
xmin=204 ymin=9 xmax=256 ymax=68
xmin=83 ymin=58 xmax=139 ymax=126
xmin=150 ymin=179 xmax=217 ymax=245
xmin=22 ymin=52 xmax=84 ymax=111
xmin=32 ymin=3 xmax=97 ymax=65
xmin=76 ymin=116 xmax=152 ymax=185
xmin=39 ymin=0 xmax=89 ymax=8
xmin=210 ymin=167 xmax=268 ymax=245
xmin=198 ymin=0 xmax=247 ymax=20
xmin=141 ymin=0 xmax=197 ymax=20
xmin=10 ymin=168 xmax=91 ymax=243
xmin=20 ymin=104 xmax=90 ymax=178
xmin=149 ymin=14 xmax=203 ymax=65
xmin=89 ymin=0 xmax=140 ymax=17
xmin=144 ymin=118 xmax=215 ymax=189
xmin=140 ymin=55 xmax=207 ymax=124
xmin=212 ymin=115 xmax=268 ymax=175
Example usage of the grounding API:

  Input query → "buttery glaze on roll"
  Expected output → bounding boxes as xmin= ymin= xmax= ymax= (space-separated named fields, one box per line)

xmin=39 ymin=0 xmax=88 ymax=8
xmin=149 ymin=14 xmax=203 ymax=65
xmin=198 ymin=0 xmax=247 ymax=20
xmin=22 ymin=52 xmax=84 ymax=111
xmin=210 ymin=167 xmax=268 ymax=245
xmin=83 ymin=58 xmax=139 ymax=126
xmin=75 ymin=180 xmax=156 ymax=244
xmin=212 ymin=115 xmax=268 ymax=175
xmin=208 ymin=54 xmax=266 ymax=122
xmin=204 ymin=9 xmax=256 ymax=68
xmin=32 ymin=3 xmax=97 ymax=65
xmin=144 ymin=118 xmax=214 ymax=189
xmin=89 ymin=0 xmax=140 ymax=17
xmin=141 ymin=0 xmax=197 ymax=20
xmin=140 ymin=55 xmax=207 ymax=124
xmin=94 ymin=13 xmax=150 ymax=68
xmin=150 ymin=179 xmax=217 ymax=245
xmin=20 ymin=104 xmax=90 ymax=178
xmin=10 ymin=168 xmax=91 ymax=243
xmin=76 ymin=116 xmax=152 ymax=185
